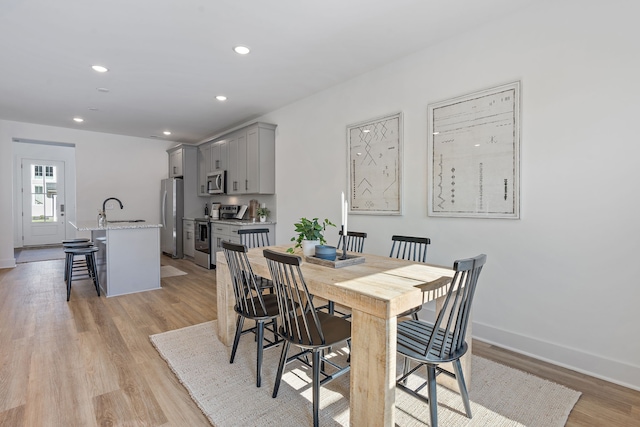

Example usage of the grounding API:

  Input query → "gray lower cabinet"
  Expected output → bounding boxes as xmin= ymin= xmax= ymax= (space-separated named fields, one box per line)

xmin=183 ymin=219 xmax=195 ymax=258
xmin=210 ymin=221 xmax=276 ymax=265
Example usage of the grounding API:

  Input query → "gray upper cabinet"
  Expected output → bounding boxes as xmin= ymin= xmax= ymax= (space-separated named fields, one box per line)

xmin=228 ymin=123 xmax=275 ymax=195
xmin=211 ymin=140 xmax=227 ymax=172
xmin=200 ymin=122 xmax=276 ymax=196
xmin=197 ymin=143 xmax=211 ymax=196
xmin=168 ymin=147 xmax=184 ymax=178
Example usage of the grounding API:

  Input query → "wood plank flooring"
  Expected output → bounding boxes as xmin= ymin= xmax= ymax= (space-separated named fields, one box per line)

xmin=0 ymin=255 xmax=638 ymax=426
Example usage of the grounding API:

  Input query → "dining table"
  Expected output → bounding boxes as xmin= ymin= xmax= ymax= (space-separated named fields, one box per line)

xmin=216 ymin=245 xmax=468 ymax=426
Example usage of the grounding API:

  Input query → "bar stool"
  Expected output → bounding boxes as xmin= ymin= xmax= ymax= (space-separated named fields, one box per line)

xmin=64 ymin=245 xmax=100 ymax=301
xmin=63 ymin=239 xmax=92 ymax=283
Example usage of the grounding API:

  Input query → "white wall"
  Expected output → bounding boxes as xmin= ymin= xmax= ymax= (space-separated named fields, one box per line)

xmin=258 ymin=1 xmax=640 ymax=389
xmin=0 ymin=120 xmax=174 ymax=267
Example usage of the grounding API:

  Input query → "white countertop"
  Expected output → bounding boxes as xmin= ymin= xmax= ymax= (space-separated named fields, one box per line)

xmin=69 ymin=221 xmax=163 ymax=231
xmin=209 ymin=219 xmax=276 ymax=225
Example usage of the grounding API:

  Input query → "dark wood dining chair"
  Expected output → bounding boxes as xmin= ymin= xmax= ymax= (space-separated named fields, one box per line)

xmin=237 ymin=228 xmax=273 ymax=293
xmin=319 ymin=230 xmax=369 ymax=318
xmin=390 ymin=235 xmax=431 ymax=319
xmin=238 ymin=228 xmax=270 ymax=248
xmin=221 ymin=241 xmax=281 ymax=387
xmin=396 ymin=253 xmax=486 ymax=427
xmin=263 ymin=249 xmax=351 ymax=427
xmin=336 ymin=230 xmax=367 ymax=253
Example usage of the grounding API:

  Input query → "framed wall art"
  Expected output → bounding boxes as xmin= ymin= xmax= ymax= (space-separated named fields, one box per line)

xmin=427 ymin=81 xmax=521 ymax=219
xmin=347 ymin=112 xmax=402 ymax=215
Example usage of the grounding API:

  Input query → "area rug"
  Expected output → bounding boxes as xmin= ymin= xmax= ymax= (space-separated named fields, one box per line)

xmin=150 ymin=321 xmax=580 ymax=427
xmin=14 ymin=246 xmax=65 ymax=263
xmin=160 ymin=265 xmax=188 ymax=278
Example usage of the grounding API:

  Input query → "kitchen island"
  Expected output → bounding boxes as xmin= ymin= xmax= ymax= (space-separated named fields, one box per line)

xmin=70 ymin=221 xmax=162 ymax=297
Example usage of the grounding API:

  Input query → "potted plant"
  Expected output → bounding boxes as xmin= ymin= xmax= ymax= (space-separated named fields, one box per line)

xmin=288 ymin=217 xmax=336 ymax=256
xmin=256 ymin=206 xmax=270 ymax=222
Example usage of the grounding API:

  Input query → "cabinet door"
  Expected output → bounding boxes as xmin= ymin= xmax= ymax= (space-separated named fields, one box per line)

xmin=211 ymin=140 xmax=228 ymax=171
xmin=183 ymin=220 xmax=195 ymax=257
xmin=246 ymin=127 xmax=259 ymax=194
xmin=237 ymin=132 xmax=248 ymax=193
xmin=198 ymin=144 xmax=211 ymax=195
xmin=169 ymin=149 xmax=183 ymax=177
xmin=227 ymin=135 xmax=240 ymax=194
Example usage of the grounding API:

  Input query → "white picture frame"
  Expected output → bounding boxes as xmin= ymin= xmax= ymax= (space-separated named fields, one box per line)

xmin=427 ymin=82 xmax=521 ymax=219
xmin=347 ymin=112 xmax=403 ymax=215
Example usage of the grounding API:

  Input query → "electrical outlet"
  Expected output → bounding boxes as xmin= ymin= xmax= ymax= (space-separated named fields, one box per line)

xmin=106 ymin=202 xmax=114 ymax=210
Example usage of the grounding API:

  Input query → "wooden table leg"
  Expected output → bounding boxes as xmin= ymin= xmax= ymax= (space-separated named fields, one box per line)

xmin=350 ymin=309 xmax=396 ymax=426
xmin=215 ymin=258 xmax=235 ymax=346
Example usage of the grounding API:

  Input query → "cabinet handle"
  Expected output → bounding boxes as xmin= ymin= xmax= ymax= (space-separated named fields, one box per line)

xmin=245 ymin=179 xmax=248 ymax=190
xmin=215 ymin=159 xmax=220 ymax=169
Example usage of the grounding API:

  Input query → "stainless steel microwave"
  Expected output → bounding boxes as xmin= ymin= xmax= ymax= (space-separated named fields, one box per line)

xmin=207 ymin=170 xmax=226 ymax=194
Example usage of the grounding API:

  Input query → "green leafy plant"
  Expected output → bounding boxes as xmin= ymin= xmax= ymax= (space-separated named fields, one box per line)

xmin=287 ymin=217 xmax=336 ymax=253
xmin=257 ymin=206 xmax=270 ymax=217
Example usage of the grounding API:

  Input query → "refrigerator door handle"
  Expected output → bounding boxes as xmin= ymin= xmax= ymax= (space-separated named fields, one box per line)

xmin=161 ymin=190 xmax=167 ymax=226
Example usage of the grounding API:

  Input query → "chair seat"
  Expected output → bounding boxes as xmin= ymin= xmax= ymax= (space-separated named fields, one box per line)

xmin=235 ymin=293 xmax=280 ymax=320
xmin=281 ymin=311 xmax=351 ymax=350
xmin=397 ymin=319 xmax=469 ymax=364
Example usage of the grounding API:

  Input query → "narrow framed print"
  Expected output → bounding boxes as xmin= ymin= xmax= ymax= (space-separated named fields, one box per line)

xmin=427 ymin=82 xmax=520 ymax=218
xmin=347 ymin=112 xmax=402 ymax=215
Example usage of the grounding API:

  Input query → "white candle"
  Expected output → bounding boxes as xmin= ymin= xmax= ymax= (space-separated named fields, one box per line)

xmin=341 ymin=192 xmax=345 ymax=226
xmin=344 ymin=201 xmax=348 ymax=236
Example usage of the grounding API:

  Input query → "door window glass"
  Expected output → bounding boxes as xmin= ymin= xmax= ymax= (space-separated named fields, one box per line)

xmin=30 ymin=164 xmax=58 ymax=223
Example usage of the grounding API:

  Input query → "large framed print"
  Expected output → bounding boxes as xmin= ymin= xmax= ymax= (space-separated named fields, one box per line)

xmin=427 ymin=82 xmax=520 ymax=219
xmin=347 ymin=112 xmax=402 ymax=215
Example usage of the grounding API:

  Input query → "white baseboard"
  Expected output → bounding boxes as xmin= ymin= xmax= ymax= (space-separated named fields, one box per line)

xmin=415 ymin=306 xmax=640 ymax=391
xmin=0 ymin=258 xmax=16 ymax=269
xmin=473 ymin=320 xmax=640 ymax=392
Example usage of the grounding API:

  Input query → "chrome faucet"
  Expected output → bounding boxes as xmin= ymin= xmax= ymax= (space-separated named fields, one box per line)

xmin=101 ymin=197 xmax=124 ymax=223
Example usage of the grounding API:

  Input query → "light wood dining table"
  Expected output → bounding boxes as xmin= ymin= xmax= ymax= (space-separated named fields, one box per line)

xmin=216 ymin=245 xmax=464 ymax=426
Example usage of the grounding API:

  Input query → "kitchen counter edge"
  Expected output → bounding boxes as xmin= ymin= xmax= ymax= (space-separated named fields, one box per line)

xmin=69 ymin=221 xmax=163 ymax=231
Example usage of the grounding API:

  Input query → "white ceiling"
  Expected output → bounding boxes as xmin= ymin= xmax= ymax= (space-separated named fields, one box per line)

xmin=0 ymin=0 xmax=535 ymax=144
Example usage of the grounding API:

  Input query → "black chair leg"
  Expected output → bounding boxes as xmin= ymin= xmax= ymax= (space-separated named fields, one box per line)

xmin=312 ymin=350 xmax=321 ymax=427
xmin=427 ymin=365 xmax=438 ymax=427
xmin=453 ymin=359 xmax=472 ymax=418
xmin=256 ymin=320 xmax=264 ymax=387
xmin=230 ymin=315 xmax=244 ymax=363
xmin=272 ymin=341 xmax=290 ymax=398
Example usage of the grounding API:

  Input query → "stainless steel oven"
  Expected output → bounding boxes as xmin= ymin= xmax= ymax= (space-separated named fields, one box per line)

xmin=194 ymin=219 xmax=212 ymax=269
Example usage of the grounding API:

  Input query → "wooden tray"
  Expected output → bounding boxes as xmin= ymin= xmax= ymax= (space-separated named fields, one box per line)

xmin=305 ymin=254 xmax=365 ymax=268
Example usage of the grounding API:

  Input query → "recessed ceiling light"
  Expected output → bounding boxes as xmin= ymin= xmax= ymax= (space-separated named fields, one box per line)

xmin=233 ymin=46 xmax=250 ymax=55
xmin=91 ymin=65 xmax=108 ymax=73
xmin=97 ymin=87 xmax=110 ymax=93
xmin=163 ymin=131 xmax=171 ymax=136
xmin=73 ymin=117 xmax=84 ymax=123
xmin=216 ymin=95 xmax=227 ymax=101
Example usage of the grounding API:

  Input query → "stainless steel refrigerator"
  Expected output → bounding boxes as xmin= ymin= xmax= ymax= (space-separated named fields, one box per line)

xmin=161 ymin=178 xmax=184 ymax=258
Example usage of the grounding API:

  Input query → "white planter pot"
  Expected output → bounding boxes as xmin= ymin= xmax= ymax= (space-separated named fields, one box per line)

xmin=259 ymin=216 xmax=266 ymax=222
xmin=302 ymin=240 xmax=319 ymax=257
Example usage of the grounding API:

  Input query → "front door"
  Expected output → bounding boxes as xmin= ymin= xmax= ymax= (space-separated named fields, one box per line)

xmin=21 ymin=159 xmax=66 ymax=246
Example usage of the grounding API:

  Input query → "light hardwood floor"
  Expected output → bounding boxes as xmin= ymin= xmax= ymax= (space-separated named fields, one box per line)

xmin=0 ymin=255 xmax=638 ymax=426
